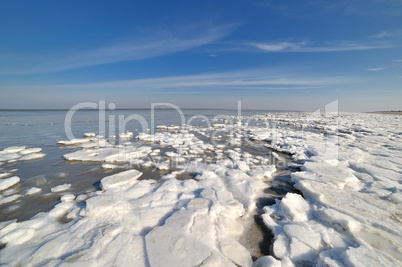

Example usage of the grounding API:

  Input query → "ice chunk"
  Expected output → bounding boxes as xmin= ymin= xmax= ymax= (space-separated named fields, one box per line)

xmin=19 ymin=153 xmax=46 ymax=161
xmin=26 ymin=175 xmax=47 ymax=186
xmin=165 ymin=151 xmax=179 ymax=157
xmin=119 ymin=131 xmax=134 ymax=139
xmin=279 ymin=193 xmax=310 ymax=222
xmin=60 ymin=194 xmax=75 ymax=202
xmin=2 ymin=188 xmax=19 ymax=197
xmin=100 ymin=169 xmax=142 ymax=190
xmin=50 ymin=184 xmax=71 ymax=193
xmin=149 ymin=149 xmax=160 ymax=156
xmin=167 ymin=126 xmax=180 ymax=131
xmin=0 ymin=176 xmax=20 ymax=191
xmin=300 ymin=162 xmax=361 ymax=190
xmin=219 ymin=237 xmax=253 ymax=267
xmin=26 ymin=187 xmax=42 ymax=195
xmin=0 ymin=172 xmax=12 ymax=179
xmin=2 ymin=146 xmax=26 ymax=153
xmin=317 ymin=208 xmax=361 ymax=233
xmin=213 ymin=123 xmax=226 ymax=128
xmin=344 ymin=245 xmax=396 ymax=266
xmin=234 ymin=161 xmax=250 ymax=171
xmin=284 ymin=224 xmax=322 ymax=251
xmin=76 ymin=194 xmax=87 ymax=202
xmin=0 ymin=194 xmax=22 ymax=206
xmin=83 ymin=193 xmax=131 ymax=219
xmin=253 ymin=256 xmax=282 ymax=267
xmin=53 ymin=172 xmax=68 ymax=179
xmin=64 ymin=145 xmax=152 ymax=163
xmin=145 ymin=226 xmax=214 ymax=267
xmin=102 ymin=163 xmax=125 ymax=169
xmin=0 ymin=146 xmax=45 ymax=163
xmin=57 ymin=138 xmax=91 ymax=145
xmin=0 ymin=153 xmax=20 ymax=162
xmin=19 ymin=148 xmax=42 ymax=155
xmin=84 ymin=132 xmax=96 ymax=137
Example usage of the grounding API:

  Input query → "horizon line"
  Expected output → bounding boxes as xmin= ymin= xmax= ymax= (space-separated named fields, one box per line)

xmin=0 ymin=107 xmax=303 ymax=112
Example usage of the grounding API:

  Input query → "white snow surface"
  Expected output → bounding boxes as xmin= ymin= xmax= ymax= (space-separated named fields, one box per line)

xmin=0 ymin=112 xmax=401 ymax=266
xmin=0 ymin=162 xmax=267 ymax=266
xmin=253 ymin=112 xmax=402 ymax=266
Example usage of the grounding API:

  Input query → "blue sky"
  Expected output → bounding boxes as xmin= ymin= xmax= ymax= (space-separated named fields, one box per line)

xmin=0 ymin=0 xmax=401 ymax=111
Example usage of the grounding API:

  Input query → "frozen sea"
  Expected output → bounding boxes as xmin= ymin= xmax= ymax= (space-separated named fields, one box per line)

xmin=0 ymin=109 xmax=401 ymax=266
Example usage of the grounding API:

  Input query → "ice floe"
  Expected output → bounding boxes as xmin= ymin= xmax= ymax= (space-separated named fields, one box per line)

xmin=0 ymin=146 xmax=46 ymax=163
xmin=84 ymin=132 xmax=96 ymax=137
xmin=100 ymin=169 xmax=142 ymax=190
xmin=119 ymin=131 xmax=134 ymax=139
xmin=25 ymin=187 xmax=42 ymax=196
xmin=0 ymin=194 xmax=22 ymax=206
xmin=57 ymin=138 xmax=92 ymax=146
xmin=0 ymin=176 xmax=20 ymax=191
xmin=50 ymin=184 xmax=72 ymax=193
xmin=60 ymin=194 xmax=75 ymax=202
xmin=64 ymin=145 xmax=152 ymax=163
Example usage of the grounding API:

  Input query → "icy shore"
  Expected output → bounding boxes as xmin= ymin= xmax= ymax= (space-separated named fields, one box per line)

xmin=0 ymin=112 xmax=401 ymax=266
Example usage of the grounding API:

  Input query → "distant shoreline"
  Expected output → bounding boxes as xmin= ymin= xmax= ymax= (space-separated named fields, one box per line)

xmin=367 ymin=111 xmax=402 ymax=115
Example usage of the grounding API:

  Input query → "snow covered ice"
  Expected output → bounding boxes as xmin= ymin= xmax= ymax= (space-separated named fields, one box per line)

xmin=0 ymin=146 xmax=46 ymax=163
xmin=254 ymin=112 xmax=402 ymax=266
xmin=0 ymin=176 xmax=20 ymax=192
xmin=0 ymin=112 xmax=401 ymax=266
xmin=0 ymin=146 xmax=46 ymax=193
xmin=50 ymin=184 xmax=72 ymax=193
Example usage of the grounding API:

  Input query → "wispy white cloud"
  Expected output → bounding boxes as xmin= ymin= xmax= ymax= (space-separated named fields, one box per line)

xmin=0 ymin=24 xmax=236 ymax=74
xmin=0 ymin=69 xmax=362 ymax=93
xmin=247 ymin=40 xmax=392 ymax=53
xmin=247 ymin=42 xmax=306 ymax=52
xmin=367 ymin=67 xmax=387 ymax=71
xmin=366 ymin=59 xmax=402 ymax=71
xmin=369 ymin=29 xmax=402 ymax=39
xmin=260 ymin=0 xmax=402 ymax=17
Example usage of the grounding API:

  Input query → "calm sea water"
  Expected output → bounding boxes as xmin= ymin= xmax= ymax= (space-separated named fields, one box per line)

xmin=0 ymin=109 xmax=282 ymax=222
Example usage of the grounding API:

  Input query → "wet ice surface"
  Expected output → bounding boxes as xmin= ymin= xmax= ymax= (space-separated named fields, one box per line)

xmin=0 ymin=110 xmax=401 ymax=266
